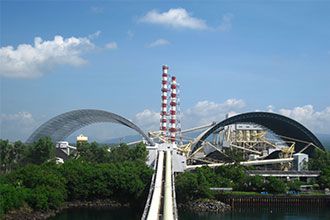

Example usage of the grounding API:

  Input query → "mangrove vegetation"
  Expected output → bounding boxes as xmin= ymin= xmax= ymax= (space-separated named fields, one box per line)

xmin=0 ymin=139 xmax=152 ymax=217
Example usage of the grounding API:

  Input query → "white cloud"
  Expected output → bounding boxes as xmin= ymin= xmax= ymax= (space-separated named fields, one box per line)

xmin=3 ymin=102 xmax=329 ymax=142
xmin=139 ymin=8 xmax=208 ymax=30
xmin=278 ymin=105 xmax=330 ymax=134
xmin=218 ymin=13 xmax=233 ymax=32
xmin=1 ymin=111 xmax=34 ymax=123
xmin=88 ymin=30 xmax=101 ymax=39
xmin=132 ymin=101 xmax=330 ymax=136
xmin=184 ymin=99 xmax=246 ymax=128
xmin=147 ymin=39 xmax=170 ymax=48
xmin=0 ymin=112 xmax=38 ymax=141
xmin=0 ymin=35 xmax=95 ymax=78
xmin=133 ymin=99 xmax=246 ymax=132
xmin=105 ymin=41 xmax=118 ymax=50
xmin=266 ymin=105 xmax=275 ymax=112
xmin=133 ymin=109 xmax=160 ymax=132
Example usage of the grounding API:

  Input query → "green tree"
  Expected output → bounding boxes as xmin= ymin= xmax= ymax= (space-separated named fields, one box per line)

xmin=108 ymin=143 xmax=148 ymax=163
xmin=215 ymin=164 xmax=246 ymax=189
xmin=319 ymin=167 xmax=330 ymax=189
xmin=309 ymin=149 xmax=330 ymax=189
xmin=6 ymin=163 xmax=67 ymax=210
xmin=240 ymin=175 xmax=265 ymax=192
xmin=0 ymin=139 xmax=10 ymax=173
xmin=0 ymin=183 xmax=28 ymax=216
xmin=287 ymin=179 xmax=302 ymax=191
xmin=175 ymin=171 xmax=212 ymax=202
xmin=309 ymin=149 xmax=330 ymax=171
xmin=77 ymin=142 xmax=112 ymax=163
xmin=60 ymin=159 xmax=152 ymax=202
xmin=195 ymin=167 xmax=233 ymax=188
xmin=107 ymin=161 xmax=153 ymax=202
xmin=60 ymin=159 xmax=95 ymax=200
xmin=265 ymin=176 xmax=286 ymax=194
xmin=0 ymin=140 xmax=26 ymax=173
xmin=11 ymin=141 xmax=26 ymax=167
xmin=26 ymin=137 xmax=55 ymax=164
xmin=108 ymin=144 xmax=131 ymax=163
xmin=129 ymin=142 xmax=148 ymax=162
xmin=89 ymin=142 xmax=110 ymax=163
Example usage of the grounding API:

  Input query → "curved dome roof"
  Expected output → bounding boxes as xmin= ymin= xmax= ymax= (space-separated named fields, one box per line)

xmin=26 ymin=109 xmax=154 ymax=145
xmin=195 ymin=112 xmax=323 ymax=155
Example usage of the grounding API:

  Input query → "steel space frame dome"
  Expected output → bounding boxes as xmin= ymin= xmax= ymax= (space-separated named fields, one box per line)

xmin=26 ymin=109 xmax=154 ymax=145
xmin=195 ymin=112 xmax=324 ymax=155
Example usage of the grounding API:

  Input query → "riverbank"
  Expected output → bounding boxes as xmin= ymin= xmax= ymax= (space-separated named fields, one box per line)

xmin=49 ymin=203 xmax=330 ymax=220
xmin=216 ymin=194 xmax=330 ymax=207
xmin=178 ymin=199 xmax=231 ymax=213
xmin=178 ymin=194 xmax=330 ymax=214
xmin=5 ymin=195 xmax=330 ymax=219
xmin=3 ymin=199 xmax=128 ymax=220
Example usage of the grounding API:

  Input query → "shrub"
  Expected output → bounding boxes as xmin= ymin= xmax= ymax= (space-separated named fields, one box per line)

xmin=5 ymin=163 xmax=67 ymax=210
xmin=26 ymin=185 xmax=65 ymax=210
xmin=265 ymin=177 xmax=287 ymax=194
xmin=175 ymin=171 xmax=212 ymax=202
xmin=60 ymin=159 xmax=153 ymax=202
xmin=287 ymin=179 xmax=302 ymax=191
xmin=0 ymin=183 xmax=28 ymax=215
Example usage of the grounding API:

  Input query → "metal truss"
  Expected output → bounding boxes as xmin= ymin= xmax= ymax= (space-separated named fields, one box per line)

xmin=26 ymin=109 xmax=154 ymax=145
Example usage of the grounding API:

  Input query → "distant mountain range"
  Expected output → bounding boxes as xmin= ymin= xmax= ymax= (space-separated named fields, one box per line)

xmin=104 ymin=132 xmax=330 ymax=150
xmin=104 ymin=135 xmax=144 ymax=144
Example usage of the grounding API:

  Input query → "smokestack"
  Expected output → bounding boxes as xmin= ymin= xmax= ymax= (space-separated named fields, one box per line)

xmin=160 ymin=65 xmax=169 ymax=142
xmin=169 ymin=76 xmax=177 ymax=143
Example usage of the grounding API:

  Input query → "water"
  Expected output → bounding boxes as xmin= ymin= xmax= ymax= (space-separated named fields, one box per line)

xmin=49 ymin=207 xmax=141 ymax=220
xmin=179 ymin=206 xmax=330 ymax=220
xmin=51 ymin=206 xmax=330 ymax=220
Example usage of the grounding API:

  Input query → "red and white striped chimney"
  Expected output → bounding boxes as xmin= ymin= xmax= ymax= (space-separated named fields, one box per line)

xmin=169 ymin=76 xmax=177 ymax=143
xmin=160 ymin=65 xmax=169 ymax=142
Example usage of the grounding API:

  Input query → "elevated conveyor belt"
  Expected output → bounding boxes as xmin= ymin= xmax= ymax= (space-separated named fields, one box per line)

xmin=164 ymin=151 xmax=174 ymax=220
xmin=146 ymin=151 xmax=164 ymax=220
xmin=142 ymin=149 xmax=178 ymax=220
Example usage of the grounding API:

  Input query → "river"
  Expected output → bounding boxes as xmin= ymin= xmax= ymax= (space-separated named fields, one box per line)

xmin=50 ymin=205 xmax=330 ymax=220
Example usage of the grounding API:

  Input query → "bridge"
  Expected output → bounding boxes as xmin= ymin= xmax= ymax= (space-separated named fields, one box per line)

xmin=141 ymin=145 xmax=178 ymax=220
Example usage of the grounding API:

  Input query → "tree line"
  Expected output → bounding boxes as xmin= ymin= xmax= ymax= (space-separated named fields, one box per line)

xmin=0 ymin=138 xmax=55 ymax=173
xmin=0 ymin=138 xmax=152 ymax=216
xmin=1 ymin=137 xmax=330 ymax=216
xmin=176 ymin=148 xmax=330 ymax=202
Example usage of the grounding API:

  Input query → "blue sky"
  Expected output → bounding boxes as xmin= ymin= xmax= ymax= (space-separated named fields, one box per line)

xmin=1 ymin=1 xmax=330 ymax=141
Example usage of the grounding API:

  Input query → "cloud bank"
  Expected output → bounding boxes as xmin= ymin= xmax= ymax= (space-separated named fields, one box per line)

xmin=133 ymin=109 xmax=160 ymax=132
xmin=0 ymin=35 xmax=95 ymax=78
xmin=184 ymin=99 xmax=245 ymax=127
xmin=133 ymin=99 xmax=246 ymax=131
xmin=133 ymin=100 xmax=330 ymax=135
xmin=2 ymin=101 xmax=329 ymax=142
xmin=278 ymin=105 xmax=330 ymax=134
xmin=0 ymin=112 xmax=38 ymax=141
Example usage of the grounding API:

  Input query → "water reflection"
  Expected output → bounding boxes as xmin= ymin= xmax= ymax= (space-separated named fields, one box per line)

xmin=51 ymin=205 xmax=330 ymax=220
